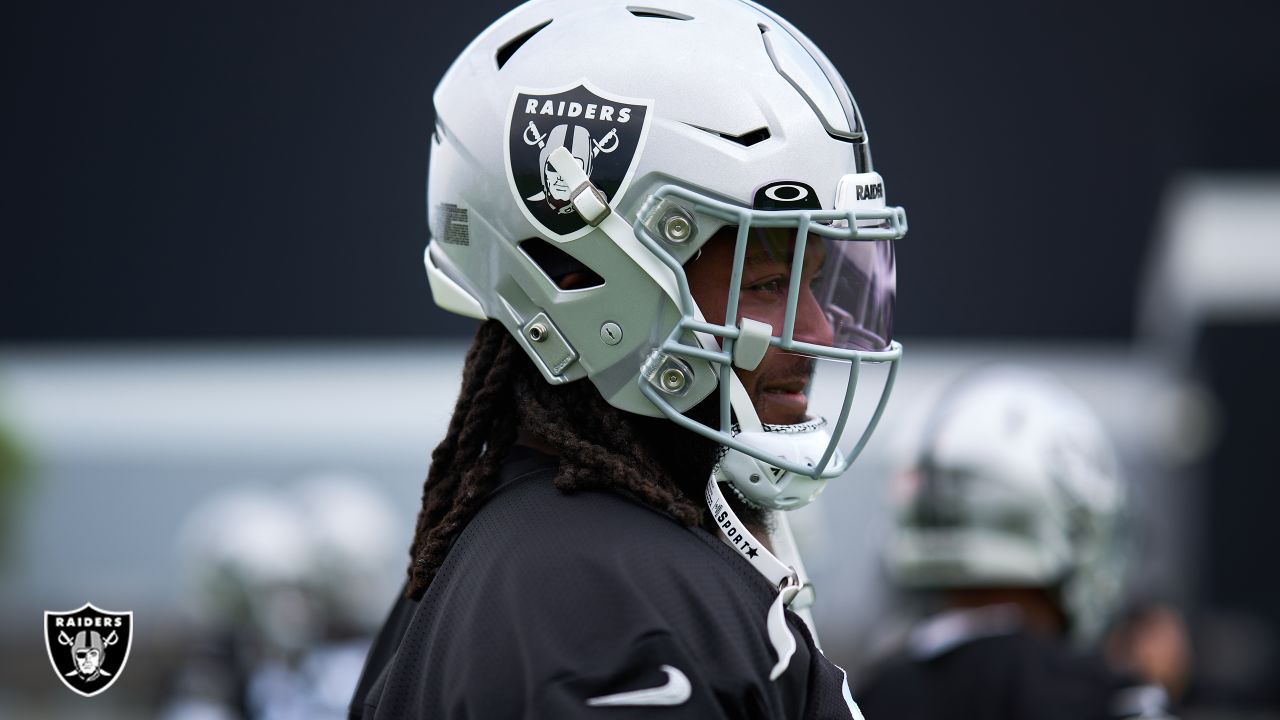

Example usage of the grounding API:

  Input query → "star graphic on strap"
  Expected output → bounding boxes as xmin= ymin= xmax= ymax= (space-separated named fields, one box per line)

xmin=745 ymin=545 xmax=759 ymax=559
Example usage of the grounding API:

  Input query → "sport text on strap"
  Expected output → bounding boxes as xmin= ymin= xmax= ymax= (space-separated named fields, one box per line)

xmin=706 ymin=478 xmax=800 ymax=680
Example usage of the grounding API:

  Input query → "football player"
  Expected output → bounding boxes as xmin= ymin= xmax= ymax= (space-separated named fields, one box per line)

xmin=856 ymin=367 xmax=1176 ymax=720
xmin=351 ymin=0 xmax=906 ymax=717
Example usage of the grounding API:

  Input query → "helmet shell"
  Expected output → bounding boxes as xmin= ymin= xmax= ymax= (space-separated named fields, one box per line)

xmin=426 ymin=0 xmax=874 ymax=416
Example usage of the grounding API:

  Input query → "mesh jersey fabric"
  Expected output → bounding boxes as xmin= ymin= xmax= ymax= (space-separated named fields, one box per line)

xmin=350 ymin=445 xmax=860 ymax=719
xmin=855 ymin=628 xmax=1173 ymax=720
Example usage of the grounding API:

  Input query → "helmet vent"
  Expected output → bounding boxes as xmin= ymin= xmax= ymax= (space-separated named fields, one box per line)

xmin=519 ymin=238 xmax=605 ymax=289
xmin=627 ymin=7 xmax=694 ymax=21
xmin=683 ymin=123 xmax=771 ymax=147
xmin=758 ymin=20 xmax=867 ymax=147
xmin=495 ymin=20 xmax=552 ymax=69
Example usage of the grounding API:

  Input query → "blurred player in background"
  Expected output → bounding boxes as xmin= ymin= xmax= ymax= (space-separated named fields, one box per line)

xmin=856 ymin=367 xmax=1178 ymax=720
xmin=162 ymin=475 xmax=400 ymax=720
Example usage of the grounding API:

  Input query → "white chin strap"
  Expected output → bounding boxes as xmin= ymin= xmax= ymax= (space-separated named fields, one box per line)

xmin=709 ymin=372 xmax=824 ymax=679
xmin=706 ymin=477 xmax=801 ymax=680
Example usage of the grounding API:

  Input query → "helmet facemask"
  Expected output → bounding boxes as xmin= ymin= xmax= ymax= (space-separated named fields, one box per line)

xmin=632 ymin=182 xmax=905 ymax=510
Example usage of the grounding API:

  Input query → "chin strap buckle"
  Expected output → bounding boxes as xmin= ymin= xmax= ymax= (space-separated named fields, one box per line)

xmin=766 ymin=570 xmax=801 ymax=680
xmin=549 ymin=147 xmax=611 ymax=226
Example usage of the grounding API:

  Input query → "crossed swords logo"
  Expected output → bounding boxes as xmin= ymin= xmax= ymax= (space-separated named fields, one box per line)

xmin=523 ymin=120 xmax=620 ymax=156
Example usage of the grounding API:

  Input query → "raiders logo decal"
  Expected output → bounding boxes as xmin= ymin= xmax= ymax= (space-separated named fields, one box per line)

xmin=505 ymin=82 xmax=652 ymax=240
xmin=44 ymin=602 xmax=133 ymax=697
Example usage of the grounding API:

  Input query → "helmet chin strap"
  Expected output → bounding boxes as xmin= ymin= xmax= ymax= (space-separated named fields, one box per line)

xmin=711 ymin=344 xmax=824 ymax=668
xmin=548 ymin=146 xmax=685 ymax=309
xmin=705 ymin=476 xmax=800 ymax=680
xmin=725 ymin=374 xmax=821 ymax=631
xmin=728 ymin=370 xmax=763 ymax=433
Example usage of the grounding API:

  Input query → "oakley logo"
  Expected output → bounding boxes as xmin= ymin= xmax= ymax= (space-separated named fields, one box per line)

xmin=753 ymin=180 xmax=822 ymax=211
xmin=764 ymin=184 xmax=810 ymax=202
xmin=586 ymin=664 xmax=692 ymax=707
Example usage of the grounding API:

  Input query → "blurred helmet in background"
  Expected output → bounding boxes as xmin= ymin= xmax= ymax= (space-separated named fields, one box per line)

xmin=291 ymin=473 xmax=400 ymax=632
xmin=178 ymin=487 xmax=318 ymax=653
xmin=885 ymin=366 xmax=1127 ymax=642
xmin=177 ymin=474 xmax=400 ymax=655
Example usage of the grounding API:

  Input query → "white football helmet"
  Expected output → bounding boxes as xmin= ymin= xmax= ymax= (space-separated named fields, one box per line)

xmin=425 ymin=0 xmax=906 ymax=508
xmin=886 ymin=367 xmax=1128 ymax=642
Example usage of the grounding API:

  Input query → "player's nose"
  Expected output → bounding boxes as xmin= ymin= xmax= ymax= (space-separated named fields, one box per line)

xmin=793 ymin=288 xmax=834 ymax=346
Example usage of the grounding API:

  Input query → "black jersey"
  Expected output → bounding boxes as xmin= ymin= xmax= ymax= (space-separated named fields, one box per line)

xmin=856 ymin=609 xmax=1173 ymax=720
xmin=350 ymin=446 xmax=862 ymax=719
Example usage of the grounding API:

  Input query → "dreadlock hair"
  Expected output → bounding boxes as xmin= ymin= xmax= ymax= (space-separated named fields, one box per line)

xmin=406 ymin=319 xmax=722 ymax=599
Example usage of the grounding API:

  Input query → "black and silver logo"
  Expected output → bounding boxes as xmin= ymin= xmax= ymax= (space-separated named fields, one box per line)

xmin=505 ymin=82 xmax=652 ymax=239
xmin=44 ymin=603 xmax=133 ymax=697
xmin=752 ymin=180 xmax=822 ymax=211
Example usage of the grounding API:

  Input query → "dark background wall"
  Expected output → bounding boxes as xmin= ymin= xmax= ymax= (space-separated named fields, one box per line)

xmin=4 ymin=0 xmax=1278 ymax=342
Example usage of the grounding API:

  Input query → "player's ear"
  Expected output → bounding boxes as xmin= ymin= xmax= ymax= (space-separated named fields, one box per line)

xmin=557 ymin=271 xmax=592 ymax=290
xmin=555 ymin=269 xmax=605 ymax=290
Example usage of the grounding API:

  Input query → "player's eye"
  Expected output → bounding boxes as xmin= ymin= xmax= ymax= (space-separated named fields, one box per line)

xmin=744 ymin=275 xmax=787 ymax=297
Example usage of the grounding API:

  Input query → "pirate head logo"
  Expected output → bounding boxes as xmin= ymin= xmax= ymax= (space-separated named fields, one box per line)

xmin=44 ymin=603 xmax=133 ymax=697
xmin=506 ymin=82 xmax=652 ymax=239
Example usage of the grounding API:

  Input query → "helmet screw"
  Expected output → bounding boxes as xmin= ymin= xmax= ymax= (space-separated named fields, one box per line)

xmin=527 ymin=322 xmax=548 ymax=342
xmin=599 ymin=321 xmax=623 ymax=346
xmin=663 ymin=215 xmax=692 ymax=243
xmin=749 ymin=474 xmax=761 ymax=484
xmin=659 ymin=367 xmax=687 ymax=393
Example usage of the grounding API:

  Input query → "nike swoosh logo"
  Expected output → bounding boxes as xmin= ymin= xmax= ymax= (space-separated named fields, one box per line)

xmin=586 ymin=665 xmax=692 ymax=707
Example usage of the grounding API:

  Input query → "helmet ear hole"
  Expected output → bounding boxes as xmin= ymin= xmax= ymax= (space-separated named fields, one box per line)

xmin=518 ymin=238 xmax=605 ymax=289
